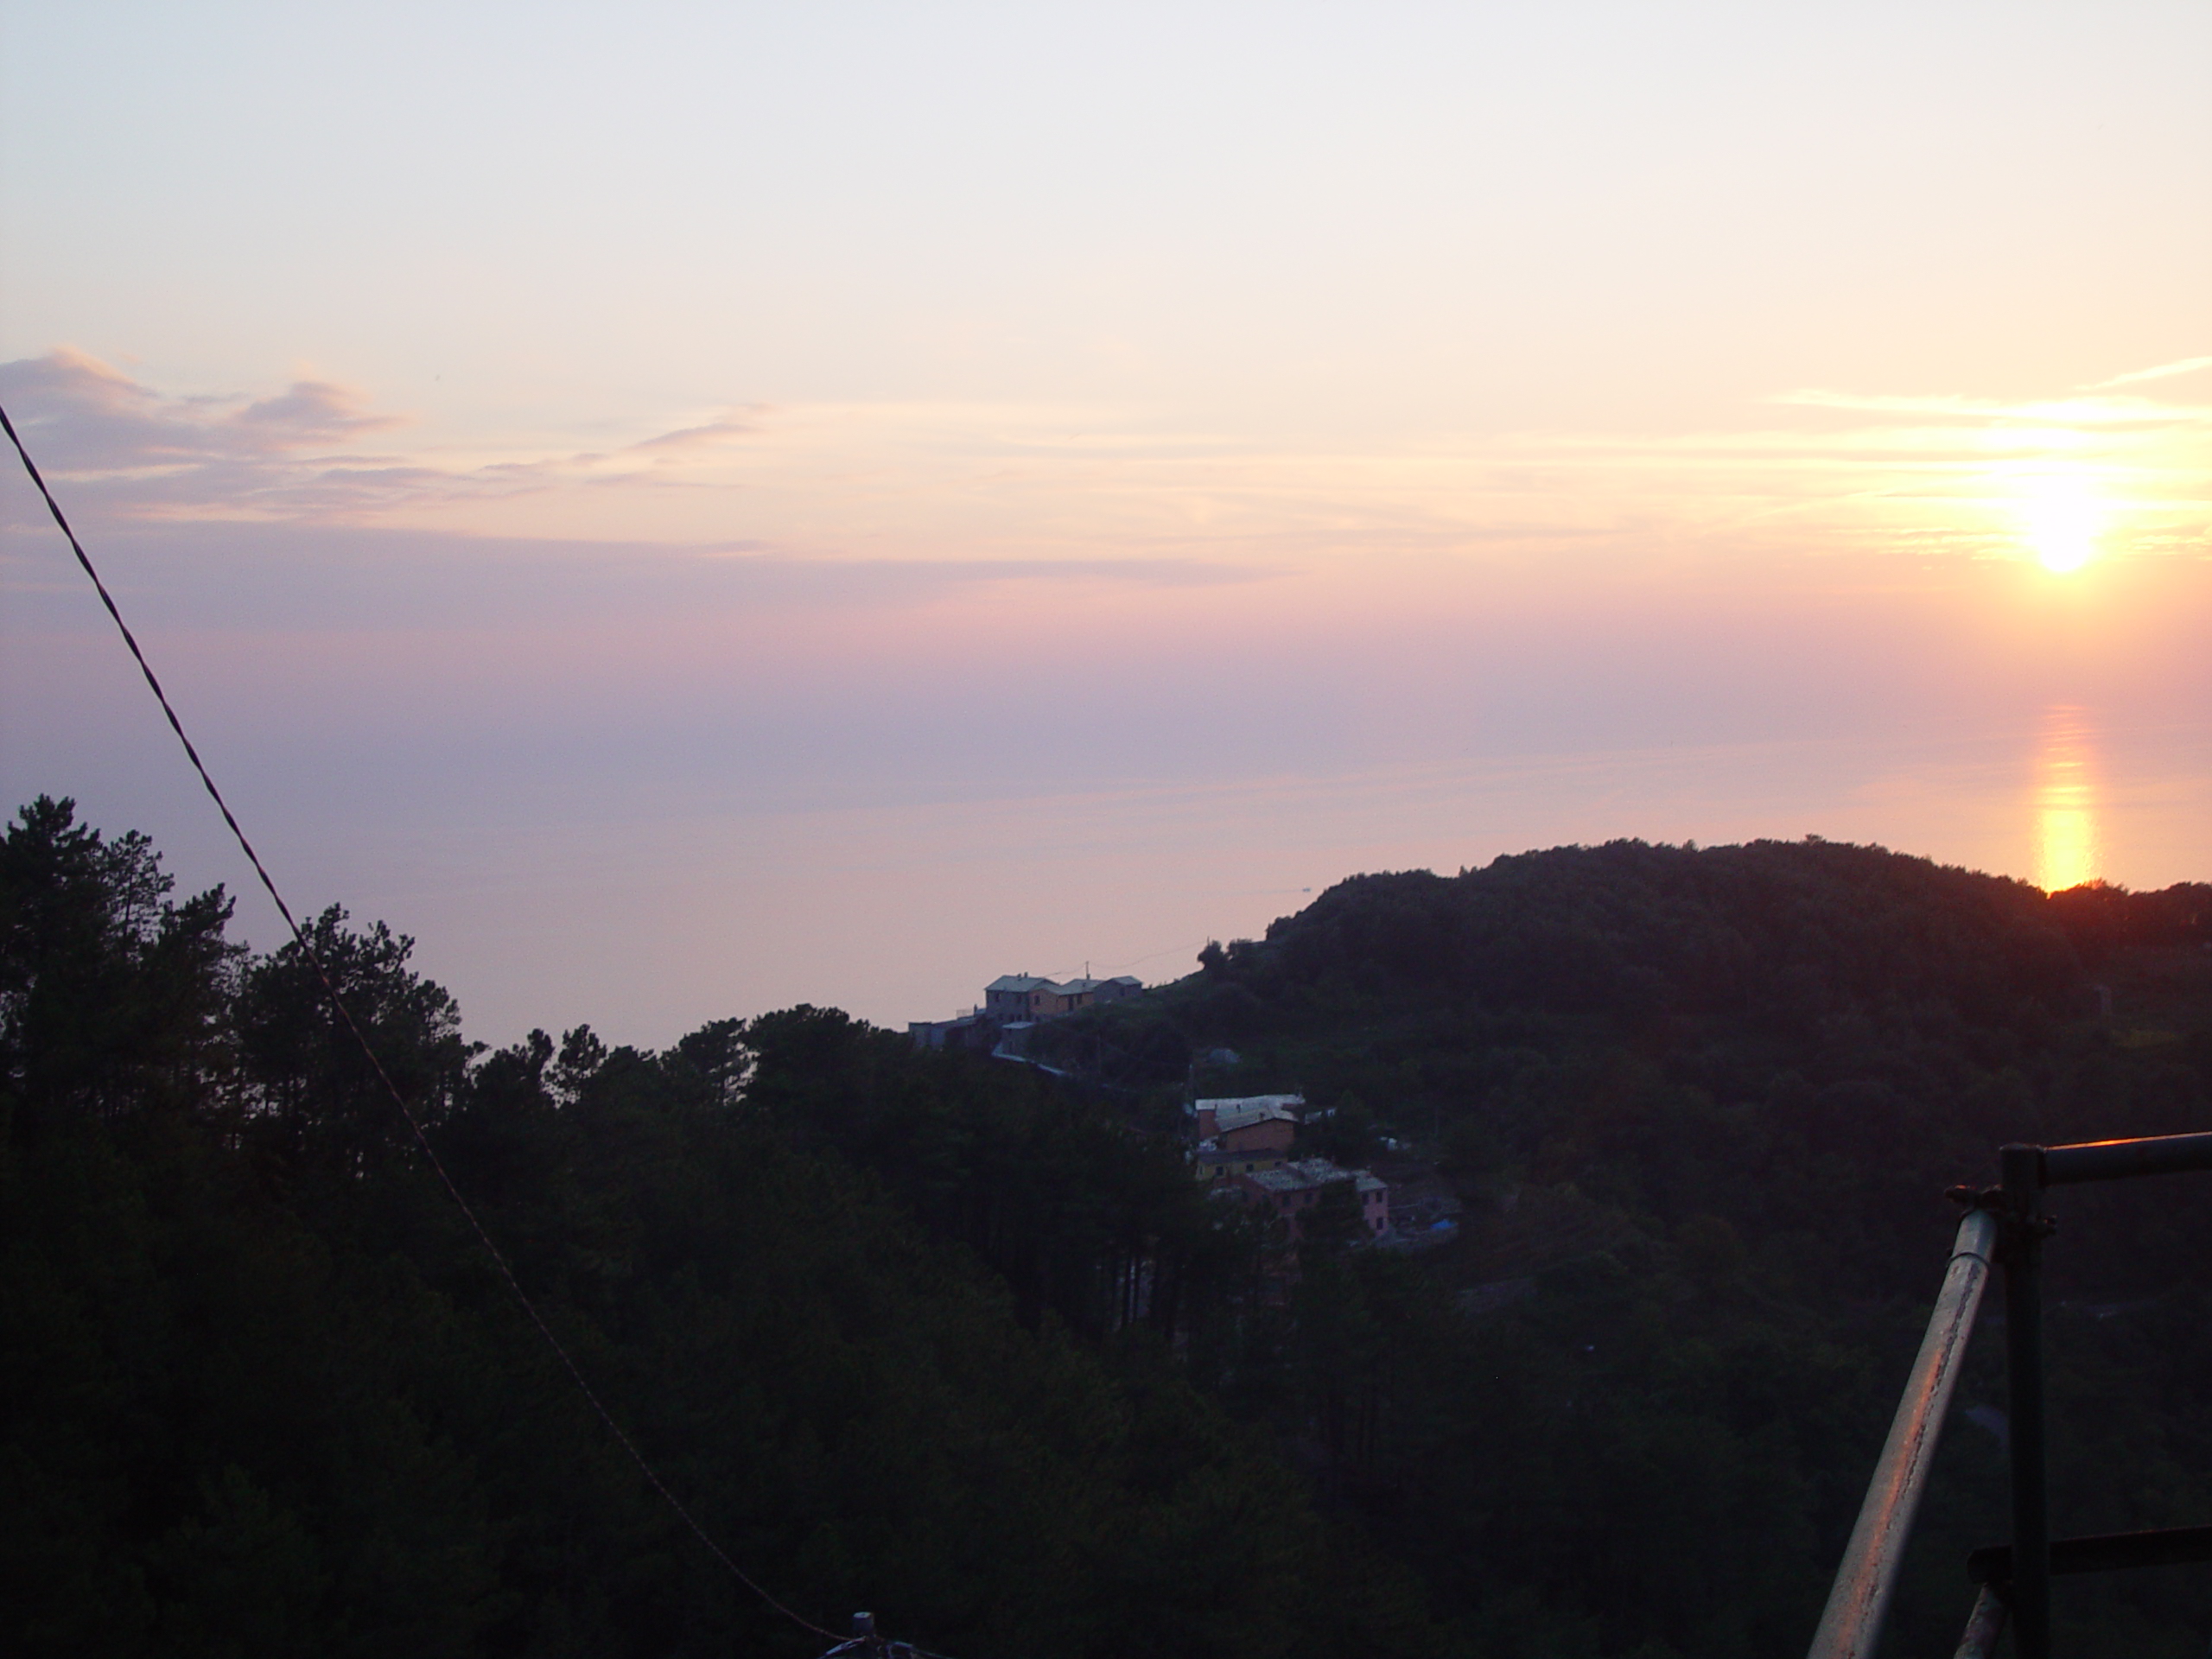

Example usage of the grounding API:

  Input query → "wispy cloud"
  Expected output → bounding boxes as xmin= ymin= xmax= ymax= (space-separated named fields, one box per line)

xmin=0 ymin=348 xmax=401 ymax=470
xmin=2084 ymin=355 xmax=2212 ymax=391
xmin=1771 ymin=385 xmax=2210 ymax=428
xmin=0 ymin=349 xmax=513 ymax=520
xmin=0 ymin=351 xmax=777 ymax=524
xmin=4 ymin=350 xmax=2206 ymax=566
xmin=626 ymin=413 xmax=766 ymax=454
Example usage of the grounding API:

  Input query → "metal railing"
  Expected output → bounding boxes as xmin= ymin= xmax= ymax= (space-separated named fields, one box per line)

xmin=1807 ymin=1132 xmax=2212 ymax=1659
xmin=1805 ymin=1209 xmax=1997 ymax=1658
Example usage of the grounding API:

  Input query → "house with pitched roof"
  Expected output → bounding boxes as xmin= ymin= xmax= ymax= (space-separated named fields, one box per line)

xmin=1190 ymin=1094 xmax=1306 ymax=1141
xmin=912 ymin=971 xmax=1145 ymax=1047
xmin=982 ymin=973 xmax=1144 ymax=1023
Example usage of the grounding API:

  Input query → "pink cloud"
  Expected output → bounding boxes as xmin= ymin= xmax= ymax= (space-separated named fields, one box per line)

xmin=625 ymin=412 xmax=765 ymax=455
xmin=0 ymin=352 xmax=792 ymax=525
xmin=232 ymin=378 xmax=398 ymax=444
xmin=0 ymin=348 xmax=401 ymax=472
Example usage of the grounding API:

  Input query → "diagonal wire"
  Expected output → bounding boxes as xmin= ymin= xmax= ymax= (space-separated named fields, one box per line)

xmin=1 ymin=399 xmax=843 ymax=1645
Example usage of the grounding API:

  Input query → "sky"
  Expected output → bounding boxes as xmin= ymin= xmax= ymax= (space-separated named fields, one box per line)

xmin=3 ymin=0 xmax=2208 ymax=1048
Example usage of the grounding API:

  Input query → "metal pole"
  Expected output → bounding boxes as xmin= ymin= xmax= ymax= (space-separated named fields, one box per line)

xmin=1952 ymin=1585 xmax=2009 ymax=1659
xmin=2003 ymin=1142 xmax=2051 ymax=1659
xmin=1806 ymin=1208 xmax=1999 ymax=1659
xmin=2041 ymin=1129 xmax=2212 ymax=1186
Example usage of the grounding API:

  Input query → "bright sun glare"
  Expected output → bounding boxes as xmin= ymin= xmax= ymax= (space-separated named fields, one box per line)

xmin=2020 ymin=474 xmax=2101 ymax=574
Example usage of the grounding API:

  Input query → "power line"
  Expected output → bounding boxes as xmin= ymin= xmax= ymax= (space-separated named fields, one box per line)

xmin=1 ymin=400 xmax=844 ymax=1647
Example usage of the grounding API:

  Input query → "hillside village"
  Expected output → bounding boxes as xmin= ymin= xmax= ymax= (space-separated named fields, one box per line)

xmin=1191 ymin=1094 xmax=1391 ymax=1241
xmin=912 ymin=973 xmax=1451 ymax=1254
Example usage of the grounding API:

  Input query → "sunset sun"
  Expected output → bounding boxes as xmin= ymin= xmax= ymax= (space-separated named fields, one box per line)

xmin=2021 ymin=474 xmax=2101 ymax=573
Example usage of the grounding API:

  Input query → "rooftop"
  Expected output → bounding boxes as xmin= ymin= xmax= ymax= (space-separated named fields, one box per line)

xmin=1193 ymin=1092 xmax=1306 ymax=1115
xmin=1247 ymin=1158 xmax=1386 ymax=1197
xmin=1211 ymin=1100 xmax=1300 ymax=1135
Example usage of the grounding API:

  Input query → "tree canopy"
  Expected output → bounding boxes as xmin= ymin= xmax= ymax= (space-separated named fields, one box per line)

xmin=9 ymin=804 xmax=2212 ymax=1657
xmin=1 ymin=798 xmax=1434 ymax=1659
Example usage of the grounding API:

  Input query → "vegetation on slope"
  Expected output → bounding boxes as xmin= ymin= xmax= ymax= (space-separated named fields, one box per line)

xmin=1 ymin=798 xmax=1434 ymax=1659
xmin=1033 ymin=838 xmax=2212 ymax=1656
xmin=10 ymin=803 xmax=2212 ymax=1656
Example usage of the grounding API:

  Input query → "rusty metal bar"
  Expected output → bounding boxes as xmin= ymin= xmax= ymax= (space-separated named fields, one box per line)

xmin=1951 ymin=1585 xmax=2008 ymax=1659
xmin=1805 ymin=1207 xmax=1999 ymax=1659
xmin=2041 ymin=1130 xmax=2212 ymax=1186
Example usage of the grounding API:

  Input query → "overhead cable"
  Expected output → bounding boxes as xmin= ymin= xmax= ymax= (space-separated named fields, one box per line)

xmin=0 ymin=399 xmax=843 ymax=1648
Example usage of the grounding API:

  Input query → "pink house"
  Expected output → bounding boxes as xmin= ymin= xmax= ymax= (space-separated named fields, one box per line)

xmin=1231 ymin=1159 xmax=1390 ymax=1243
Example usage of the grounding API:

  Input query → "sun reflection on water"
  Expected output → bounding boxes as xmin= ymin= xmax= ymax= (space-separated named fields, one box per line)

xmin=2034 ymin=706 xmax=2102 ymax=892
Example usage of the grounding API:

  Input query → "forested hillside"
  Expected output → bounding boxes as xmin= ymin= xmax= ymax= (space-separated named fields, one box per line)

xmin=1035 ymin=839 xmax=2212 ymax=1656
xmin=9 ymin=803 xmax=2212 ymax=1656
xmin=0 ymin=798 xmax=1435 ymax=1659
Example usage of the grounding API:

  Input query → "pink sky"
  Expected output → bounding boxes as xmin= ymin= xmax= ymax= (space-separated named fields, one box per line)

xmin=3 ymin=3 xmax=2209 ymax=1045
